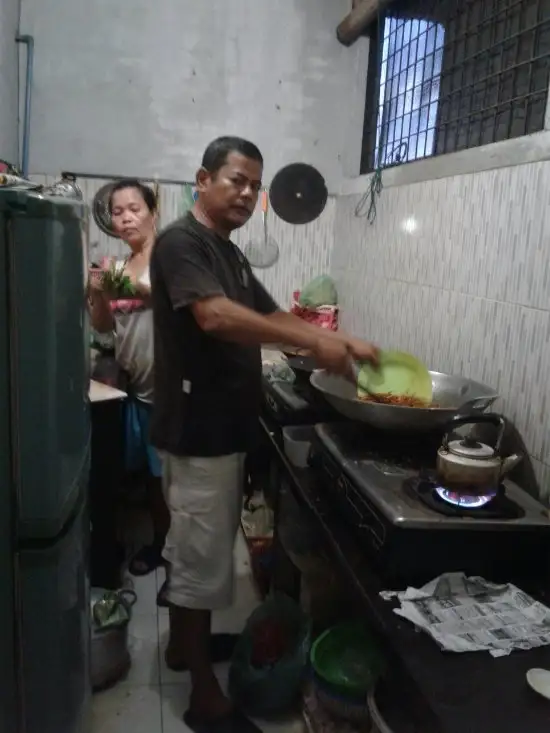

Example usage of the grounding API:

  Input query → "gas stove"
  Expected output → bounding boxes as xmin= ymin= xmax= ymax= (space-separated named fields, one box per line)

xmin=261 ymin=375 xmax=338 ymax=429
xmin=309 ymin=422 xmax=550 ymax=587
xmin=253 ymin=377 xmax=339 ymax=508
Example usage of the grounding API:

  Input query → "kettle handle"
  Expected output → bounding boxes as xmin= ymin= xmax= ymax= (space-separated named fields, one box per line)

xmin=442 ymin=413 xmax=506 ymax=452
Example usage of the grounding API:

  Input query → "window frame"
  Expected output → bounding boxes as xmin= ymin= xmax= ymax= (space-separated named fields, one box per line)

xmin=353 ymin=0 xmax=550 ymax=191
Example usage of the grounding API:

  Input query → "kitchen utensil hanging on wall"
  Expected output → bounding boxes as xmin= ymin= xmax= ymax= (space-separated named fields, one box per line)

xmin=92 ymin=182 xmax=118 ymax=238
xmin=269 ymin=163 xmax=328 ymax=225
xmin=243 ymin=190 xmax=280 ymax=268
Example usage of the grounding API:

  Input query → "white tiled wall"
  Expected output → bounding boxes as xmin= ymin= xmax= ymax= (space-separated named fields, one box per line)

xmin=32 ymin=174 xmax=334 ymax=310
xmin=233 ymin=197 xmax=335 ymax=306
xmin=331 ymin=161 xmax=550 ymax=501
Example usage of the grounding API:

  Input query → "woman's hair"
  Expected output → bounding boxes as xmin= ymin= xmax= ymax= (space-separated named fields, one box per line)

xmin=108 ymin=178 xmax=157 ymax=214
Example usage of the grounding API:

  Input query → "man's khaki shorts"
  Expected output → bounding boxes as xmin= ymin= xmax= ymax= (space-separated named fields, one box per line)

xmin=160 ymin=452 xmax=245 ymax=610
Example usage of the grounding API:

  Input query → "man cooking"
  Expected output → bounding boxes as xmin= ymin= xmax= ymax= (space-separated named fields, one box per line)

xmin=150 ymin=136 xmax=378 ymax=733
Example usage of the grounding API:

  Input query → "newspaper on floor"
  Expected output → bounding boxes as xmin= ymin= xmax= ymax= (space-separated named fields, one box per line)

xmin=380 ymin=572 xmax=550 ymax=657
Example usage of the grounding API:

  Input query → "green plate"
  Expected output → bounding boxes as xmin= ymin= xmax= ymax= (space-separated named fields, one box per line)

xmin=310 ymin=621 xmax=385 ymax=696
xmin=358 ymin=350 xmax=432 ymax=402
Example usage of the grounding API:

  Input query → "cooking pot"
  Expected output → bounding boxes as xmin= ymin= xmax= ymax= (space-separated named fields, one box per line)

xmin=436 ymin=414 xmax=522 ymax=495
xmin=90 ymin=588 xmax=136 ymax=690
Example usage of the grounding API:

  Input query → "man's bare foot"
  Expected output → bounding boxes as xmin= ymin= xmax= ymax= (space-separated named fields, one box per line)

xmin=189 ymin=687 xmax=233 ymax=720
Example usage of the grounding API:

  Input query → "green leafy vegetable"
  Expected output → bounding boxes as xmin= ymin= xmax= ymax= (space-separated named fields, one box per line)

xmin=101 ymin=261 xmax=137 ymax=298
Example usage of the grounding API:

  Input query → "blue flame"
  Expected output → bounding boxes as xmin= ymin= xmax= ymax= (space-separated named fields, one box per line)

xmin=435 ymin=487 xmax=494 ymax=509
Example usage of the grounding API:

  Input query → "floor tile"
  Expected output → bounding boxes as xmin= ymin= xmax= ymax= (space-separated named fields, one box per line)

xmin=235 ymin=529 xmax=252 ymax=577
xmin=123 ymin=613 xmax=160 ymax=686
xmin=161 ymin=681 xmax=305 ymax=733
xmin=160 ymin=683 xmax=192 ymax=733
xmin=160 ymin=666 xmax=229 ymax=730
xmin=258 ymin=716 xmax=306 ymax=733
xmin=129 ymin=571 xmax=160 ymax=615
xmin=91 ymin=685 xmax=162 ymax=733
xmin=156 ymin=566 xmax=169 ymax=616
xmin=212 ymin=574 xmax=261 ymax=635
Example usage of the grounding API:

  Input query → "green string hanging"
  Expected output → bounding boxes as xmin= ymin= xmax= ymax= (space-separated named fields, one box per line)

xmin=354 ymin=167 xmax=383 ymax=224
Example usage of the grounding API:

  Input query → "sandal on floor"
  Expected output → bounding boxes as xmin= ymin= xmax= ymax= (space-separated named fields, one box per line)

xmin=183 ymin=708 xmax=261 ymax=733
xmin=128 ymin=544 xmax=164 ymax=577
xmin=165 ymin=633 xmax=239 ymax=671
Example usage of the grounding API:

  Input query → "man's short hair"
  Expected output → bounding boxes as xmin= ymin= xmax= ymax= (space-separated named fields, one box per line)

xmin=201 ymin=136 xmax=263 ymax=174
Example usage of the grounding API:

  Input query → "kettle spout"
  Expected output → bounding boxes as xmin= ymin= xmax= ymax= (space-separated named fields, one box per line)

xmin=502 ymin=453 xmax=523 ymax=474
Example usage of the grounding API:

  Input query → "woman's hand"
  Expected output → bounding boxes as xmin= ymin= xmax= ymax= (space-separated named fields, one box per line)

xmin=87 ymin=271 xmax=115 ymax=332
xmin=88 ymin=271 xmax=107 ymax=298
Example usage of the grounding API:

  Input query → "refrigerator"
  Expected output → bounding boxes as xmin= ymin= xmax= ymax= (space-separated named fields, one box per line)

xmin=0 ymin=188 xmax=91 ymax=733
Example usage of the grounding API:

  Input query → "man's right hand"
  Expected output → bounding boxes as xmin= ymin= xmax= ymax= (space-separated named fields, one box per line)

xmin=311 ymin=332 xmax=379 ymax=377
xmin=310 ymin=334 xmax=354 ymax=377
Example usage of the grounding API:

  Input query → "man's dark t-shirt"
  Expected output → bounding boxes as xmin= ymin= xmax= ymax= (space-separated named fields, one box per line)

xmin=150 ymin=212 xmax=278 ymax=457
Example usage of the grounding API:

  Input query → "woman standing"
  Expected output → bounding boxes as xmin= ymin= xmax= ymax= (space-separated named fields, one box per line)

xmin=89 ymin=179 xmax=169 ymax=599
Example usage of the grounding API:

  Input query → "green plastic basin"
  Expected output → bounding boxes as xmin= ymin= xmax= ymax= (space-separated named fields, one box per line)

xmin=310 ymin=621 xmax=385 ymax=697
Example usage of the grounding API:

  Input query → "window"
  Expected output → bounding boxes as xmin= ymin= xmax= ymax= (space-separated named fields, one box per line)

xmin=360 ymin=0 xmax=550 ymax=174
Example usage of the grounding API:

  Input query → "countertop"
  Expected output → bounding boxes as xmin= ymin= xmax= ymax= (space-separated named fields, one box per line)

xmin=261 ymin=419 xmax=550 ymax=733
xmin=89 ymin=379 xmax=127 ymax=403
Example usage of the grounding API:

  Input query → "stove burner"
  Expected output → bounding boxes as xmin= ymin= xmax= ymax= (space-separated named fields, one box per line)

xmin=405 ymin=477 xmax=525 ymax=520
xmin=435 ymin=487 xmax=495 ymax=508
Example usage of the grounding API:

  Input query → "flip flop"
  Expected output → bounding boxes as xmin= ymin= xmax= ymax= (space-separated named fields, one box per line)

xmin=183 ymin=708 xmax=261 ymax=733
xmin=165 ymin=634 xmax=239 ymax=671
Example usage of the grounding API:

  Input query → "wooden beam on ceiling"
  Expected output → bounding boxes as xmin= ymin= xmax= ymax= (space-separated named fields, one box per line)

xmin=337 ymin=0 xmax=392 ymax=46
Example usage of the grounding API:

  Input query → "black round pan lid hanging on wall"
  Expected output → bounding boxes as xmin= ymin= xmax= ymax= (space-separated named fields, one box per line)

xmin=269 ymin=163 xmax=328 ymax=225
xmin=92 ymin=182 xmax=119 ymax=238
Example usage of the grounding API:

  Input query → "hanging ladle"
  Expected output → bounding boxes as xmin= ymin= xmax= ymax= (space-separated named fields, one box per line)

xmin=244 ymin=191 xmax=280 ymax=268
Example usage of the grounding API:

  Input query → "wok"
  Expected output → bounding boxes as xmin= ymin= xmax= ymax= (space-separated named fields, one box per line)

xmin=310 ymin=370 xmax=498 ymax=432
xmin=281 ymin=350 xmax=318 ymax=385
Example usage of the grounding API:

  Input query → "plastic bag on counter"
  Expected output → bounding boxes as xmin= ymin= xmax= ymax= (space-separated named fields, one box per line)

xmin=262 ymin=361 xmax=296 ymax=384
xmin=298 ymin=275 xmax=338 ymax=308
xmin=291 ymin=290 xmax=338 ymax=331
xmin=228 ymin=594 xmax=311 ymax=717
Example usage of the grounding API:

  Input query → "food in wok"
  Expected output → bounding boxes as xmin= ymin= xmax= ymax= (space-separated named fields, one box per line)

xmin=356 ymin=350 xmax=434 ymax=407
xmin=357 ymin=392 xmax=439 ymax=408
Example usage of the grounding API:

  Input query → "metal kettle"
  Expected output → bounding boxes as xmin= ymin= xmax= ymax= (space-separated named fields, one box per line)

xmin=436 ymin=414 xmax=522 ymax=495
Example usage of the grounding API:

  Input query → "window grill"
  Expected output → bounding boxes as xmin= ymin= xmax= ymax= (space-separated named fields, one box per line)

xmin=360 ymin=0 xmax=550 ymax=174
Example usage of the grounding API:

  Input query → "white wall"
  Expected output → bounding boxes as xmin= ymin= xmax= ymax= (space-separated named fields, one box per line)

xmin=332 ymin=157 xmax=550 ymax=500
xmin=30 ymin=173 xmax=335 ymax=310
xmin=0 ymin=0 xmax=20 ymax=163
xmin=20 ymin=0 xmax=368 ymax=188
